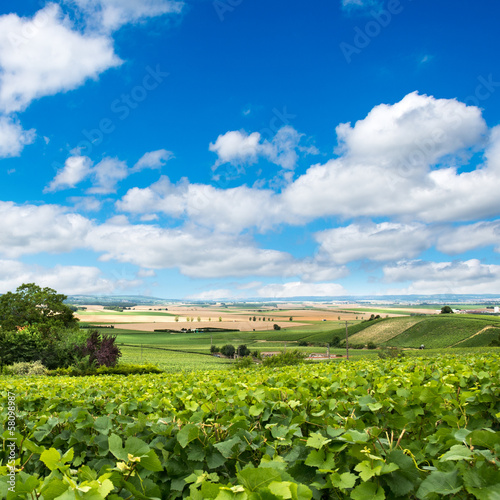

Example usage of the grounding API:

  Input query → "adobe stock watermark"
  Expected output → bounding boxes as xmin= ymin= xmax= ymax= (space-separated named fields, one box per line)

xmin=7 ymin=1 xmax=49 ymax=49
xmin=213 ymin=0 xmax=243 ymax=22
xmin=51 ymin=65 xmax=169 ymax=171
xmin=6 ymin=392 xmax=17 ymax=493
xmin=340 ymin=0 xmax=414 ymax=64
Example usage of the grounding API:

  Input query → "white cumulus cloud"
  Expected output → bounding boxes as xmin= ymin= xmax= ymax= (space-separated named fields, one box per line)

xmin=384 ymin=259 xmax=500 ymax=294
xmin=0 ymin=116 xmax=35 ymax=158
xmin=316 ymin=222 xmax=435 ymax=264
xmin=0 ymin=3 xmax=122 ymax=113
xmin=45 ymin=155 xmax=93 ymax=192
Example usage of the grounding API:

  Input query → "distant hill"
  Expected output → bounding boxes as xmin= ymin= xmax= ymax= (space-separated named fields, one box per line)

xmin=66 ymin=295 xmax=175 ymax=306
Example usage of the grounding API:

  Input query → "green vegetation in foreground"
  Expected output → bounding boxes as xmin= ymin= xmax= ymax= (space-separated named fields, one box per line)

xmin=1 ymin=354 xmax=499 ymax=499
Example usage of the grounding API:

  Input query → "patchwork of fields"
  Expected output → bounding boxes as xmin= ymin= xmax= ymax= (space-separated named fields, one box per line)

xmin=73 ymin=304 xmax=500 ymax=370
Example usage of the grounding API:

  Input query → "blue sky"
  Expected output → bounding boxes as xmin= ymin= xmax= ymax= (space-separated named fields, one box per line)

xmin=1 ymin=0 xmax=500 ymax=299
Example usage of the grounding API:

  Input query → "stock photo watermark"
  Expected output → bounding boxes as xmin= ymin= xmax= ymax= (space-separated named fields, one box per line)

xmin=213 ymin=0 xmax=244 ymax=22
xmin=6 ymin=391 xmax=17 ymax=493
xmin=340 ymin=0 xmax=413 ymax=63
xmin=51 ymin=65 xmax=169 ymax=171
xmin=7 ymin=1 xmax=49 ymax=49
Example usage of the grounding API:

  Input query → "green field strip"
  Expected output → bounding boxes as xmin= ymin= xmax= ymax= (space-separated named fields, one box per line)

xmin=385 ymin=316 xmax=500 ymax=348
xmin=452 ymin=326 xmax=500 ymax=348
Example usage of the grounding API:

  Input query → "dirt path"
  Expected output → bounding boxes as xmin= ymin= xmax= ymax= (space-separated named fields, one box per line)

xmin=451 ymin=325 xmax=496 ymax=347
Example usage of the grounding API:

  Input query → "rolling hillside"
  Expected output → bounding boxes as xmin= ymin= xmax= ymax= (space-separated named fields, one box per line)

xmin=384 ymin=315 xmax=500 ymax=348
xmin=347 ymin=316 xmax=425 ymax=345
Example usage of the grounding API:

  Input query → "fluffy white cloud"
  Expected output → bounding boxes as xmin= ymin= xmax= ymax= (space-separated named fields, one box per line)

xmin=85 ymin=217 xmax=299 ymax=278
xmin=384 ymin=259 xmax=500 ymax=294
xmin=133 ymin=149 xmax=173 ymax=171
xmin=257 ymin=281 xmax=346 ymax=298
xmin=0 ymin=260 xmax=126 ymax=295
xmin=88 ymin=157 xmax=128 ymax=194
xmin=283 ymin=94 xmax=496 ymax=223
xmin=116 ymin=176 xmax=291 ymax=232
xmin=210 ymin=130 xmax=261 ymax=166
xmin=316 ymin=222 xmax=434 ymax=264
xmin=0 ymin=202 xmax=92 ymax=258
xmin=45 ymin=155 xmax=93 ymax=192
xmin=210 ymin=125 xmax=315 ymax=174
xmin=437 ymin=221 xmax=500 ymax=255
xmin=0 ymin=116 xmax=35 ymax=158
xmin=335 ymin=92 xmax=486 ymax=170
xmin=65 ymin=0 xmax=183 ymax=32
xmin=0 ymin=4 xmax=122 ymax=113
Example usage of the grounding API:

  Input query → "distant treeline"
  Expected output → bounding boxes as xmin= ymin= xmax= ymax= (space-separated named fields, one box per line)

xmin=154 ymin=327 xmax=240 ymax=333
xmin=80 ymin=325 xmax=115 ymax=329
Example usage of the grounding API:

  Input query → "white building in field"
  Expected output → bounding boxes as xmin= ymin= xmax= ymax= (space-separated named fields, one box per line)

xmin=495 ymin=306 xmax=500 ymax=313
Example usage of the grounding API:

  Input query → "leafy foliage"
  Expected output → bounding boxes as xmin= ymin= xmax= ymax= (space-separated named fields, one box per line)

xmin=1 ymin=354 xmax=500 ymax=498
xmin=262 ymin=349 xmax=307 ymax=366
xmin=3 ymin=360 xmax=47 ymax=376
xmin=220 ymin=344 xmax=236 ymax=358
xmin=76 ymin=329 xmax=121 ymax=367
xmin=0 ymin=283 xmax=78 ymax=333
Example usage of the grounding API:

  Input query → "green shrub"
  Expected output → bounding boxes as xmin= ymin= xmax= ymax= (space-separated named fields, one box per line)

xmin=378 ymin=346 xmax=404 ymax=359
xmin=331 ymin=336 xmax=341 ymax=347
xmin=234 ymin=357 xmax=254 ymax=369
xmin=262 ymin=350 xmax=307 ymax=367
xmin=4 ymin=360 xmax=47 ymax=376
xmin=220 ymin=344 xmax=235 ymax=357
xmin=349 ymin=343 xmax=365 ymax=349
xmin=49 ymin=363 xmax=163 ymax=377
xmin=237 ymin=345 xmax=251 ymax=357
xmin=367 ymin=341 xmax=377 ymax=350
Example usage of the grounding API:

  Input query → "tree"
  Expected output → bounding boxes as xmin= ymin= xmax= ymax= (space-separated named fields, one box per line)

xmin=440 ymin=306 xmax=454 ymax=314
xmin=273 ymin=324 xmax=281 ymax=330
xmin=0 ymin=283 xmax=78 ymax=334
xmin=237 ymin=345 xmax=251 ymax=357
xmin=220 ymin=344 xmax=235 ymax=357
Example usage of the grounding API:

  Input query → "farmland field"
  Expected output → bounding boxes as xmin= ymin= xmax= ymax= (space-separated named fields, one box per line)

xmin=386 ymin=316 xmax=500 ymax=348
xmin=73 ymin=302 xmax=500 ymax=372
xmin=2 ymin=354 xmax=499 ymax=499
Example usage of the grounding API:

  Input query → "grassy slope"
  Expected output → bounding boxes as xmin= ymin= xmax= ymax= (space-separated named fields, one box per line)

xmin=453 ymin=326 xmax=500 ymax=347
xmin=386 ymin=315 xmax=500 ymax=348
xmin=348 ymin=316 xmax=425 ymax=344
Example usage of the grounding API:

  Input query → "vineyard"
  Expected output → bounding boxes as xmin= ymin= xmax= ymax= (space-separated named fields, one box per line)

xmin=1 ymin=354 xmax=500 ymax=499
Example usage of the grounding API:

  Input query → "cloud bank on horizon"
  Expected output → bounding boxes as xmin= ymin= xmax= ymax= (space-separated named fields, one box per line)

xmin=1 ymin=0 xmax=500 ymax=299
